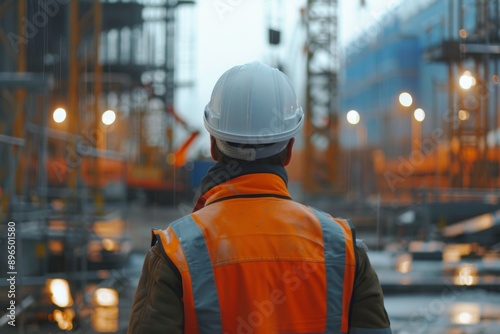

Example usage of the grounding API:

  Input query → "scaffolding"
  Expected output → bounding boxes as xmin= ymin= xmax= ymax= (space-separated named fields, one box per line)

xmin=0 ymin=0 xmax=195 ymax=331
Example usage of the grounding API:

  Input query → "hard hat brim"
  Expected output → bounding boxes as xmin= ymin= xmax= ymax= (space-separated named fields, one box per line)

xmin=204 ymin=107 xmax=304 ymax=145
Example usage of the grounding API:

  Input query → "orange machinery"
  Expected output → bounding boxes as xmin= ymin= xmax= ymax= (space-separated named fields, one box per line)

xmin=46 ymin=106 xmax=199 ymax=202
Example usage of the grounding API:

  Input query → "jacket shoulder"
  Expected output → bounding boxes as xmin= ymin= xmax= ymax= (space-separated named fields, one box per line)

xmin=306 ymin=205 xmax=355 ymax=229
xmin=150 ymin=214 xmax=193 ymax=246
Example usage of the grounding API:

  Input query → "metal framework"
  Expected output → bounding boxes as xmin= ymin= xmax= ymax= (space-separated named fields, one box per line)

xmin=303 ymin=0 xmax=340 ymax=194
xmin=424 ymin=0 xmax=500 ymax=188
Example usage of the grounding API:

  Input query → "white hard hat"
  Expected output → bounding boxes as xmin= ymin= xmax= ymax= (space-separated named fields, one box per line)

xmin=204 ymin=61 xmax=303 ymax=160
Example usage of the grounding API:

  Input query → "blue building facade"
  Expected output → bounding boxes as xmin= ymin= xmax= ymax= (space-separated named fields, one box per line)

xmin=340 ymin=0 xmax=500 ymax=161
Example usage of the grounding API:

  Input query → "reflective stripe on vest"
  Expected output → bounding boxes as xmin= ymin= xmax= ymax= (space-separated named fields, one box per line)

xmin=310 ymin=207 xmax=348 ymax=333
xmin=171 ymin=210 xmax=352 ymax=333
xmin=169 ymin=216 xmax=222 ymax=334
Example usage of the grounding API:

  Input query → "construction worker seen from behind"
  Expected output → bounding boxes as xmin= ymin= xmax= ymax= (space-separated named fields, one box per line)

xmin=128 ymin=61 xmax=392 ymax=334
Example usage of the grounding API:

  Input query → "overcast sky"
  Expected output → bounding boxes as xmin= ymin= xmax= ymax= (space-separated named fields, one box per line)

xmin=176 ymin=0 xmax=400 ymax=157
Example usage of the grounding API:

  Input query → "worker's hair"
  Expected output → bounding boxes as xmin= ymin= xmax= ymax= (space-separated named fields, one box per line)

xmin=212 ymin=137 xmax=289 ymax=165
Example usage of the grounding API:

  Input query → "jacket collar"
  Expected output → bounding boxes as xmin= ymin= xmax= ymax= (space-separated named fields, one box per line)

xmin=193 ymin=161 xmax=290 ymax=212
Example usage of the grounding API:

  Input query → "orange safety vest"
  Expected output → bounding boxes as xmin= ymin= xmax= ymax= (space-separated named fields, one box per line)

xmin=154 ymin=173 xmax=357 ymax=334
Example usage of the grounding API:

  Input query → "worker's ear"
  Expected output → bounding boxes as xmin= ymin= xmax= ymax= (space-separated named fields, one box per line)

xmin=283 ymin=138 xmax=295 ymax=166
xmin=210 ymin=136 xmax=219 ymax=161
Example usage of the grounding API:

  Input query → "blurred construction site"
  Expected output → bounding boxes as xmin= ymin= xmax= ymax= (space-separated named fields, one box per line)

xmin=1 ymin=0 xmax=500 ymax=333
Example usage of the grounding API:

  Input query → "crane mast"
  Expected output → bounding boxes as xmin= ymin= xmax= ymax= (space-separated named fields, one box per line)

xmin=303 ymin=0 xmax=340 ymax=195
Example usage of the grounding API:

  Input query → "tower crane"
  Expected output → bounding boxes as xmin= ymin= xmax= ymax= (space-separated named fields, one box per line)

xmin=302 ymin=0 xmax=340 ymax=195
xmin=265 ymin=0 xmax=339 ymax=195
xmin=266 ymin=0 xmax=368 ymax=196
